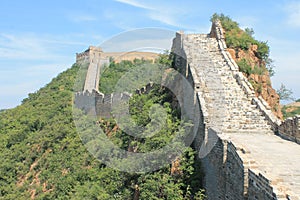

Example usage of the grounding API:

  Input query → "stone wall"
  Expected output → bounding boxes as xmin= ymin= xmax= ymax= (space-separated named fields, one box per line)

xmin=210 ymin=20 xmax=281 ymax=131
xmin=201 ymin=130 xmax=245 ymax=200
xmin=76 ymin=46 xmax=103 ymax=64
xmin=247 ymin=170 xmax=277 ymax=200
xmin=170 ymin=23 xmax=288 ymax=200
xmin=74 ymin=83 xmax=154 ymax=119
xmin=75 ymin=45 xmax=171 ymax=120
xmin=171 ymin=31 xmax=208 ymax=150
xmin=278 ymin=115 xmax=300 ymax=144
xmin=172 ymin=32 xmax=246 ymax=199
xmin=76 ymin=46 xmax=109 ymax=93
xmin=75 ymin=23 xmax=299 ymax=199
xmin=200 ymin=129 xmax=279 ymax=200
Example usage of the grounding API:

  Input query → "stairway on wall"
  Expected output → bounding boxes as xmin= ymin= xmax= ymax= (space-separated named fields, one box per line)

xmin=83 ymin=55 xmax=102 ymax=93
xmin=181 ymin=33 xmax=300 ymax=199
xmin=183 ymin=34 xmax=273 ymax=135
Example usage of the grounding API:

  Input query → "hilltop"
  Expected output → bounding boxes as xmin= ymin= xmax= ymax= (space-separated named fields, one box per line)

xmin=1 ymin=14 xmax=298 ymax=199
xmin=0 ymin=59 xmax=205 ymax=199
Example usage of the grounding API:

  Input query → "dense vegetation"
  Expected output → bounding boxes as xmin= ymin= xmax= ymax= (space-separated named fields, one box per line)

xmin=0 ymin=56 xmax=205 ymax=199
xmin=99 ymin=54 xmax=172 ymax=94
xmin=211 ymin=14 xmax=300 ymax=119
xmin=211 ymin=13 xmax=270 ymax=62
xmin=0 ymin=109 xmax=6 ymax=113
xmin=211 ymin=13 xmax=275 ymax=82
xmin=99 ymin=59 xmax=142 ymax=94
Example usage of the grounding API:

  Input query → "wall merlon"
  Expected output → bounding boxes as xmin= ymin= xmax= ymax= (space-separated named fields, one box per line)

xmin=170 ymin=20 xmax=300 ymax=199
xmin=278 ymin=115 xmax=300 ymax=144
xmin=75 ymin=19 xmax=300 ymax=199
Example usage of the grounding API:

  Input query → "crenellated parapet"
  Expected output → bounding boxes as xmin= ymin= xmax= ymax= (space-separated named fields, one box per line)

xmin=278 ymin=115 xmax=300 ymax=144
xmin=171 ymin=21 xmax=300 ymax=199
xmin=76 ymin=46 xmax=103 ymax=64
xmin=75 ymin=22 xmax=300 ymax=199
xmin=74 ymin=83 xmax=155 ymax=119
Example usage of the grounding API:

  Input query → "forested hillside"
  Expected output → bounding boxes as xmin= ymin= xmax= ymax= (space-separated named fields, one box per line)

xmin=0 ymin=58 xmax=204 ymax=199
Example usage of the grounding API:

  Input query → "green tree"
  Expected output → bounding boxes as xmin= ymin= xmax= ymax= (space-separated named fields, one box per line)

xmin=277 ymin=83 xmax=295 ymax=101
xmin=0 ymin=57 xmax=206 ymax=199
xmin=245 ymin=27 xmax=254 ymax=37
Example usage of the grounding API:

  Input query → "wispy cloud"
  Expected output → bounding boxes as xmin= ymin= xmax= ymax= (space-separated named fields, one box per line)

xmin=147 ymin=11 xmax=179 ymax=27
xmin=0 ymin=33 xmax=86 ymax=60
xmin=285 ymin=1 xmax=300 ymax=27
xmin=0 ymin=33 xmax=47 ymax=60
xmin=113 ymin=0 xmax=206 ymax=31
xmin=114 ymin=0 xmax=153 ymax=10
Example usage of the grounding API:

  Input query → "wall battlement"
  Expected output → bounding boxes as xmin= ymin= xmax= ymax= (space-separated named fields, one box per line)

xmin=74 ymin=82 xmax=154 ymax=118
xmin=278 ymin=115 xmax=300 ymax=144
xmin=171 ymin=20 xmax=300 ymax=199
xmin=75 ymin=21 xmax=300 ymax=199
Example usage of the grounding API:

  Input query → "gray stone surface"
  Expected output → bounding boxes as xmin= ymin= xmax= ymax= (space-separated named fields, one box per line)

xmin=172 ymin=20 xmax=300 ymax=199
xmin=229 ymin=133 xmax=300 ymax=199
xmin=279 ymin=115 xmax=300 ymax=144
xmin=77 ymin=21 xmax=300 ymax=199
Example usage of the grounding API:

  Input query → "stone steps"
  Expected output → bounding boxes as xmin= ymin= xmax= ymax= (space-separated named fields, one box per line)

xmin=183 ymin=34 xmax=273 ymax=135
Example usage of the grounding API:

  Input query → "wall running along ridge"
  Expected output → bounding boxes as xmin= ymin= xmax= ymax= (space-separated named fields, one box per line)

xmin=75 ymin=22 xmax=300 ymax=199
xmin=211 ymin=21 xmax=300 ymax=143
xmin=171 ymin=20 xmax=300 ymax=199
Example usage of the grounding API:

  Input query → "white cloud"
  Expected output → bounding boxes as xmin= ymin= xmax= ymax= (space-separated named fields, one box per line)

xmin=147 ymin=11 xmax=179 ymax=27
xmin=285 ymin=1 xmax=300 ymax=27
xmin=114 ymin=0 xmax=153 ymax=10
xmin=0 ymin=33 xmax=87 ymax=60
xmin=113 ymin=0 xmax=206 ymax=32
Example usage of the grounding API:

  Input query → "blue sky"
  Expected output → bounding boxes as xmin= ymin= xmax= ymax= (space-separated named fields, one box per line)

xmin=0 ymin=0 xmax=299 ymax=109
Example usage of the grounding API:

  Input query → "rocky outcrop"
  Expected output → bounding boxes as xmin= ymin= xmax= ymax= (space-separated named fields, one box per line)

xmin=227 ymin=44 xmax=282 ymax=119
xmin=227 ymin=42 xmax=283 ymax=119
xmin=172 ymin=20 xmax=300 ymax=200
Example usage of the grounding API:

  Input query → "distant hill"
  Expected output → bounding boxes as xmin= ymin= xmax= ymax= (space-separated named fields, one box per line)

xmin=0 ymin=60 xmax=204 ymax=199
xmin=282 ymin=100 xmax=300 ymax=118
xmin=103 ymin=51 xmax=159 ymax=63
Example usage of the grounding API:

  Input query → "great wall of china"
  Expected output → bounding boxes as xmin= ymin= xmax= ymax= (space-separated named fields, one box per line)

xmin=74 ymin=21 xmax=300 ymax=199
xmin=74 ymin=46 xmax=158 ymax=118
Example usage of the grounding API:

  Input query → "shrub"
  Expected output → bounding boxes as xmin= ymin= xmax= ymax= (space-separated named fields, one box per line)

xmin=265 ymin=58 xmax=275 ymax=77
xmin=255 ymin=41 xmax=270 ymax=61
xmin=211 ymin=13 xmax=272 ymax=63
xmin=237 ymin=59 xmax=252 ymax=76
xmin=277 ymin=84 xmax=295 ymax=101
xmin=257 ymin=83 xmax=263 ymax=94
xmin=252 ymin=65 xmax=265 ymax=75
